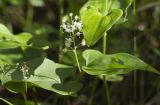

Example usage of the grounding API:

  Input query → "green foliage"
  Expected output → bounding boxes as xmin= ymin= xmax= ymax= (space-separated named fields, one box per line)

xmin=82 ymin=49 xmax=160 ymax=76
xmin=0 ymin=58 xmax=82 ymax=95
xmin=0 ymin=0 xmax=159 ymax=104
xmin=0 ymin=24 xmax=32 ymax=49
xmin=81 ymin=6 xmax=122 ymax=46
xmin=80 ymin=0 xmax=123 ymax=46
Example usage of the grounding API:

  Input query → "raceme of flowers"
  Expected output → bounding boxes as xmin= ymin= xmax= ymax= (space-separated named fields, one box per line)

xmin=61 ymin=13 xmax=85 ymax=49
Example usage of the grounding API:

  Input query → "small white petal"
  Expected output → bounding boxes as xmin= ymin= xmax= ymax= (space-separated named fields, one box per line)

xmin=81 ymin=39 xmax=86 ymax=46
xmin=69 ymin=13 xmax=73 ymax=17
xmin=75 ymin=15 xmax=79 ymax=20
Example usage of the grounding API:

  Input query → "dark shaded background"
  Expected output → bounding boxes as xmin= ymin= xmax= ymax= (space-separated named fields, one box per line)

xmin=0 ymin=0 xmax=160 ymax=105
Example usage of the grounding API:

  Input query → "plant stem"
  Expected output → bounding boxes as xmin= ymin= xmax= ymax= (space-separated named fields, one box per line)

xmin=25 ymin=0 xmax=33 ymax=27
xmin=133 ymin=1 xmax=137 ymax=102
xmin=72 ymin=32 xmax=81 ymax=72
xmin=58 ymin=0 xmax=64 ymax=62
xmin=103 ymin=76 xmax=111 ymax=105
xmin=88 ymin=78 xmax=98 ymax=105
xmin=0 ymin=97 xmax=13 ymax=105
xmin=103 ymin=33 xmax=107 ymax=54
xmin=32 ymin=87 xmax=38 ymax=105
xmin=24 ymin=81 xmax=28 ymax=105
xmin=102 ymin=32 xmax=111 ymax=105
xmin=73 ymin=48 xmax=81 ymax=72
xmin=133 ymin=35 xmax=137 ymax=102
xmin=133 ymin=0 xmax=136 ymax=15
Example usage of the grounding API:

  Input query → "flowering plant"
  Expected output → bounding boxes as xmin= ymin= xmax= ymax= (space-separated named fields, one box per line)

xmin=0 ymin=0 xmax=159 ymax=105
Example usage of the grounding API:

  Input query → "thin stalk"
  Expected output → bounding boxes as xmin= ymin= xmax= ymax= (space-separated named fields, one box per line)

xmin=133 ymin=1 xmax=137 ymax=102
xmin=58 ymin=0 xmax=64 ymax=62
xmin=102 ymin=32 xmax=111 ymax=105
xmin=20 ymin=47 xmax=28 ymax=105
xmin=133 ymin=35 xmax=137 ymax=102
xmin=133 ymin=0 xmax=136 ymax=15
xmin=72 ymin=32 xmax=81 ymax=72
xmin=103 ymin=33 xmax=107 ymax=54
xmin=24 ymin=80 xmax=28 ymax=105
xmin=103 ymin=76 xmax=111 ymax=105
xmin=25 ymin=0 xmax=33 ymax=27
xmin=88 ymin=78 xmax=98 ymax=105
xmin=0 ymin=97 xmax=13 ymax=105
xmin=73 ymin=48 xmax=81 ymax=72
xmin=32 ymin=87 xmax=38 ymax=105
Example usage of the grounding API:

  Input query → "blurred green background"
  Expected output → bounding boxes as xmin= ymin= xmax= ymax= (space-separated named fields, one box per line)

xmin=0 ymin=0 xmax=160 ymax=105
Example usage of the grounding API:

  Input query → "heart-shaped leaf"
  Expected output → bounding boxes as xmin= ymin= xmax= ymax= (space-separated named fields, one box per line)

xmin=82 ymin=50 xmax=160 ymax=76
xmin=0 ymin=58 xmax=82 ymax=95
xmin=81 ymin=6 xmax=122 ymax=46
xmin=0 ymin=24 xmax=32 ymax=49
xmin=80 ymin=0 xmax=110 ymax=16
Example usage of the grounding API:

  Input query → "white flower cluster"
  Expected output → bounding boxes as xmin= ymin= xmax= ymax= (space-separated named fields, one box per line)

xmin=61 ymin=13 xmax=83 ymax=34
xmin=19 ymin=63 xmax=29 ymax=80
xmin=61 ymin=13 xmax=86 ymax=48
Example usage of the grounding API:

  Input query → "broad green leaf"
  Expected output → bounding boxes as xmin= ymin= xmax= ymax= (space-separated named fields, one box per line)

xmin=0 ymin=41 xmax=21 ymax=49
xmin=81 ymin=6 xmax=122 ymax=46
xmin=0 ymin=24 xmax=32 ymax=49
xmin=82 ymin=50 xmax=160 ymax=76
xmin=15 ymin=33 xmax=32 ymax=46
xmin=80 ymin=0 xmax=132 ymax=22
xmin=80 ymin=0 xmax=109 ymax=15
xmin=0 ymin=49 xmax=23 ymax=65
xmin=0 ymin=24 xmax=15 ymax=40
xmin=0 ymin=58 xmax=82 ymax=95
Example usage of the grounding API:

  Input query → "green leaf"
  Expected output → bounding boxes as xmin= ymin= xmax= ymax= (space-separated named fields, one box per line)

xmin=80 ymin=0 xmax=109 ymax=15
xmin=0 ymin=41 xmax=21 ymax=49
xmin=81 ymin=6 xmax=122 ymax=46
xmin=0 ymin=24 xmax=15 ymax=40
xmin=0 ymin=49 xmax=23 ymax=65
xmin=0 ymin=97 xmax=13 ymax=105
xmin=0 ymin=24 xmax=32 ymax=49
xmin=1 ymin=58 xmax=82 ymax=95
xmin=82 ymin=50 xmax=160 ymax=76
xmin=15 ymin=33 xmax=32 ymax=46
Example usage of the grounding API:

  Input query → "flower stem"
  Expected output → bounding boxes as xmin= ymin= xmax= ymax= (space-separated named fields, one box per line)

xmin=102 ymin=32 xmax=111 ymax=105
xmin=58 ymin=0 xmax=64 ymax=62
xmin=72 ymin=32 xmax=81 ymax=73
xmin=88 ymin=78 xmax=98 ymax=105
xmin=0 ymin=97 xmax=13 ymax=105
xmin=73 ymin=48 xmax=81 ymax=72
xmin=23 ymin=80 xmax=28 ymax=105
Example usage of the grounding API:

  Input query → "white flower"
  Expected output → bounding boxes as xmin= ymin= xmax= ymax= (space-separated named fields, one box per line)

xmin=74 ymin=21 xmax=83 ymax=31
xmin=69 ymin=13 xmax=73 ymax=17
xmin=62 ymin=48 xmax=68 ymax=52
xmin=81 ymin=39 xmax=86 ymax=46
xmin=65 ymin=38 xmax=72 ymax=47
xmin=62 ymin=18 xmax=66 ymax=23
xmin=75 ymin=15 xmax=79 ymax=20
xmin=71 ymin=25 xmax=76 ymax=32
xmin=61 ymin=23 xmax=67 ymax=30
xmin=76 ymin=32 xmax=81 ymax=37
xmin=20 ymin=63 xmax=29 ymax=80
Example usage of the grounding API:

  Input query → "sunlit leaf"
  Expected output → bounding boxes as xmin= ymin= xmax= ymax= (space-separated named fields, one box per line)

xmin=0 ymin=58 xmax=82 ymax=95
xmin=0 ymin=24 xmax=32 ymax=49
xmin=82 ymin=50 xmax=160 ymax=75
xmin=81 ymin=6 xmax=122 ymax=46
